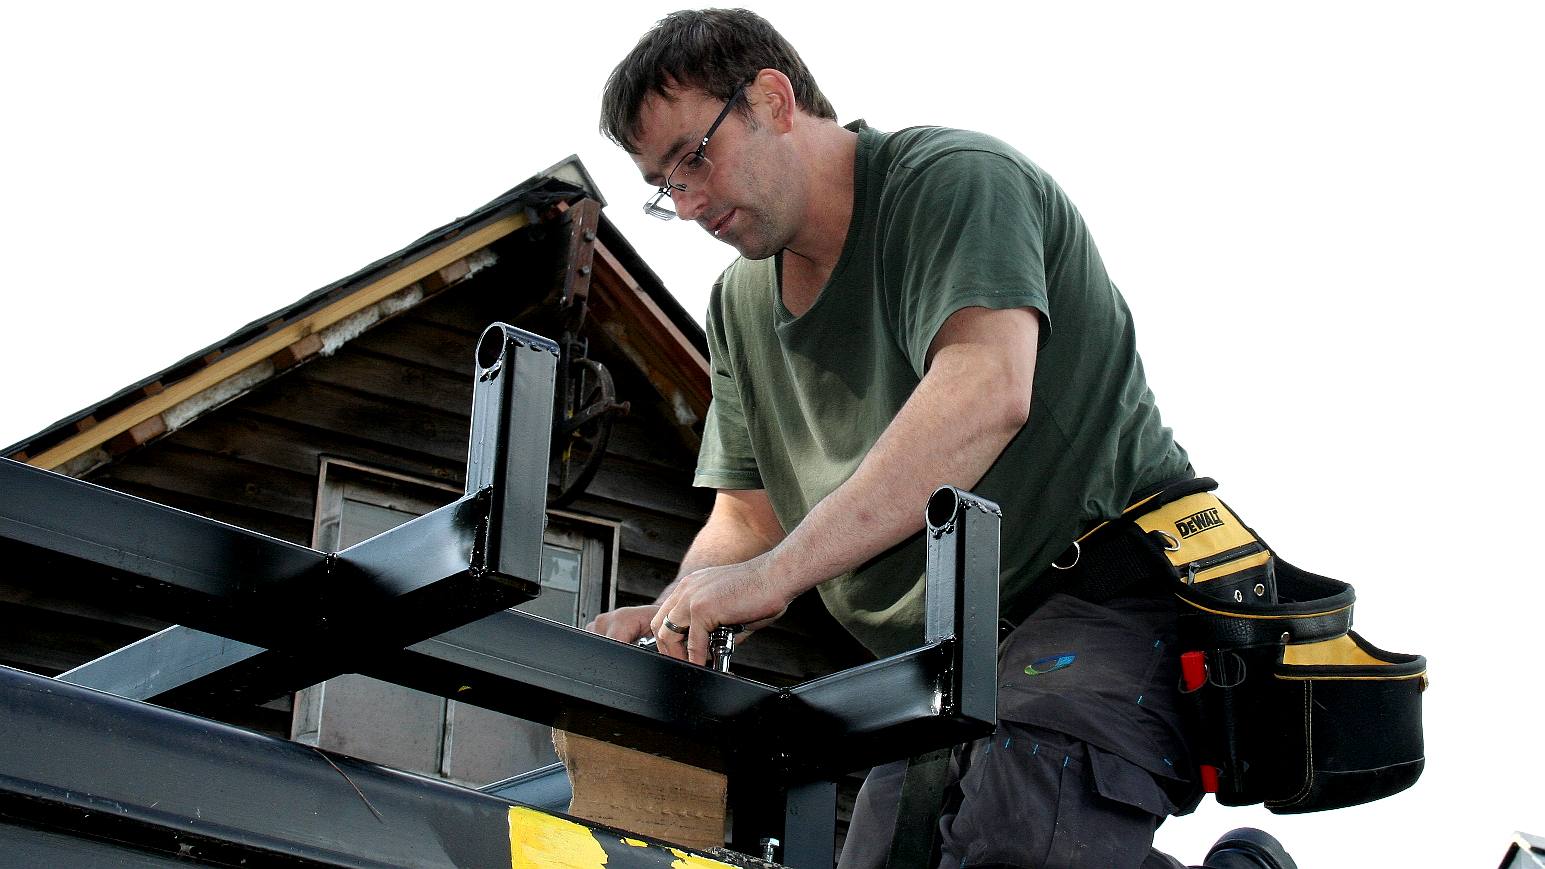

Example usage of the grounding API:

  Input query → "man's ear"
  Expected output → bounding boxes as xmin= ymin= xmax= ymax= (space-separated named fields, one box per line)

xmin=749 ymin=68 xmax=798 ymax=133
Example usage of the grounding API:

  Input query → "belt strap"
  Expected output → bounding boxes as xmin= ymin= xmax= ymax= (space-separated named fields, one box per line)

xmin=1002 ymin=473 xmax=1208 ymax=626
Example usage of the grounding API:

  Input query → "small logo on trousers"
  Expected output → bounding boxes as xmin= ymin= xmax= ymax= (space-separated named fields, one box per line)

xmin=1175 ymin=508 xmax=1224 ymax=538
xmin=1024 ymin=653 xmax=1076 ymax=676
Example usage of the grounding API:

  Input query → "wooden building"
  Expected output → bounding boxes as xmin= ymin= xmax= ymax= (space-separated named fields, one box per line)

xmin=1 ymin=158 xmax=870 ymax=802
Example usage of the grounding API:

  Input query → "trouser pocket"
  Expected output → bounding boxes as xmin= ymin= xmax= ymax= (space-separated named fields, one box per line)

xmin=941 ymin=725 xmax=1175 ymax=869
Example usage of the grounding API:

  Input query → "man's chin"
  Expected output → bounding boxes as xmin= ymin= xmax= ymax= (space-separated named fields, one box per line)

xmin=722 ymin=232 xmax=781 ymax=261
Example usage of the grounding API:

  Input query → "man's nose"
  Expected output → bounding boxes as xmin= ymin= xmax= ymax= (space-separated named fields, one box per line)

xmin=674 ymin=187 xmax=709 ymax=222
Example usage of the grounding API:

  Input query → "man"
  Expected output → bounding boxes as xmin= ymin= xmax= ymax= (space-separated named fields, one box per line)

xmin=590 ymin=9 xmax=1296 ymax=869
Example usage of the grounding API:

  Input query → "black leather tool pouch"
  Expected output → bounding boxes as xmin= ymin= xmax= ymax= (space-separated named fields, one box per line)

xmin=1174 ymin=539 xmax=1427 ymax=813
xmin=1042 ymin=476 xmax=1428 ymax=814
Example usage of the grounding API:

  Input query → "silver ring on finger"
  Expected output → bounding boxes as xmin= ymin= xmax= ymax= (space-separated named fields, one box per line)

xmin=662 ymin=617 xmax=689 ymax=635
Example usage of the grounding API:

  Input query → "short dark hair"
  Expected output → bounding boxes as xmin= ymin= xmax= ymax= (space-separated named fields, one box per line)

xmin=601 ymin=8 xmax=837 ymax=154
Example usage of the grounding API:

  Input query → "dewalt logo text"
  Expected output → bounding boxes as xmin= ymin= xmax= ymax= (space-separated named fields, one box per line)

xmin=1175 ymin=508 xmax=1224 ymax=539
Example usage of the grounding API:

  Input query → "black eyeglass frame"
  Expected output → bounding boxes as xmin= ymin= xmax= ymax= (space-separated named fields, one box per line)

xmin=642 ymin=83 xmax=749 ymax=220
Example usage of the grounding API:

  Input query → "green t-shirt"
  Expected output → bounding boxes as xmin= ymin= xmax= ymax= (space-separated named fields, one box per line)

xmin=695 ymin=122 xmax=1188 ymax=657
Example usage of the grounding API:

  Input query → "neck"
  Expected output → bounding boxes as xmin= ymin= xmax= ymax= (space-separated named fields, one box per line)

xmin=782 ymin=122 xmax=858 ymax=272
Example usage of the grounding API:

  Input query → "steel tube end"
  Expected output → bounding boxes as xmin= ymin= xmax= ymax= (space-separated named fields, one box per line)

xmin=926 ymin=486 xmax=963 ymax=535
xmin=476 ymin=324 xmax=511 ymax=373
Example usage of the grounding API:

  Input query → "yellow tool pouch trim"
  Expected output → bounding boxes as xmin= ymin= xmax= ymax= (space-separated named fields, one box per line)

xmin=1135 ymin=492 xmax=1260 ymax=566
xmin=1281 ymin=633 xmax=1397 ymax=668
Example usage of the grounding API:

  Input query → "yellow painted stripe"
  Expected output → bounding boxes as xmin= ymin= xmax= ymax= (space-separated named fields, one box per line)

xmin=508 ymin=807 xmax=607 ymax=868
xmin=506 ymin=806 xmax=742 ymax=869
xmin=30 ymin=213 xmax=528 ymax=471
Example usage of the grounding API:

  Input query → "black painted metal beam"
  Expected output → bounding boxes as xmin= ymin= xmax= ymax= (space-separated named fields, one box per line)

xmin=923 ymin=485 xmax=1001 ymax=730
xmin=467 ymin=323 xmax=559 ymax=585
xmin=46 ymin=482 xmax=1002 ymax=861
xmin=0 ymin=456 xmax=328 ymax=645
xmin=58 ymin=625 xmax=262 ymax=702
xmin=51 ymin=323 xmax=558 ymax=711
xmin=376 ymin=609 xmax=782 ymax=773
xmin=0 ymin=666 xmax=765 ymax=869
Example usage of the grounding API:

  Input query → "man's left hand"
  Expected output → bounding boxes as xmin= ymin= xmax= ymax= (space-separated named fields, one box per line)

xmin=649 ymin=550 xmax=795 ymax=666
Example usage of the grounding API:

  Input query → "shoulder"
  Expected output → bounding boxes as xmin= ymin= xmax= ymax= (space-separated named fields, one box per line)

xmin=863 ymin=127 xmax=1053 ymax=247
xmin=867 ymin=126 xmax=1049 ymax=223
xmin=877 ymin=126 xmax=1047 ymax=187
xmin=711 ymin=256 xmax=776 ymax=309
xmin=706 ymin=256 xmax=777 ymax=343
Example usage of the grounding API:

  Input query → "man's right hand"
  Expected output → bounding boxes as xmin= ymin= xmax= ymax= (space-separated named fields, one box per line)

xmin=586 ymin=604 xmax=661 ymax=644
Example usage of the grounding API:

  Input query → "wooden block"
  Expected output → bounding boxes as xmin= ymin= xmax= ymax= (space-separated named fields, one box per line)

xmin=8 ymin=450 xmax=27 ymax=462
xmin=105 ymin=415 xmax=168 ymax=456
xmin=141 ymin=381 xmax=165 ymax=397
xmin=420 ymin=267 xmax=451 ymax=293
xmin=269 ymin=333 xmax=325 ymax=371
xmin=445 ymin=258 xmax=473 ymax=284
xmin=73 ymin=416 xmax=98 ymax=433
xmin=421 ymin=258 xmax=471 ymax=294
xmin=552 ymin=729 xmax=726 ymax=850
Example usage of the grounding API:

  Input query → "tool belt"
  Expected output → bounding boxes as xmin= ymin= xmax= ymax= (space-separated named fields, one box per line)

xmin=1043 ymin=476 xmax=1429 ymax=813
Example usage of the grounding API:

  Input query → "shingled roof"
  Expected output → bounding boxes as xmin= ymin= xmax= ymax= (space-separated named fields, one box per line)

xmin=6 ymin=157 xmax=708 ymax=476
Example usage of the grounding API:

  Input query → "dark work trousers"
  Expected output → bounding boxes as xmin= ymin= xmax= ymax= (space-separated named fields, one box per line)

xmin=837 ymin=593 xmax=1202 ymax=869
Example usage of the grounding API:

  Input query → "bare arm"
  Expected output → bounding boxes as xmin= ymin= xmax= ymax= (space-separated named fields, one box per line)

xmin=586 ymin=488 xmax=784 ymax=641
xmin=767 ymin=306 xmax=1035 ymax=589
xmin=677 ymin=489 xmax=786 ymax=580
xmin=653 ymin=305 xmax=1039 ymax=664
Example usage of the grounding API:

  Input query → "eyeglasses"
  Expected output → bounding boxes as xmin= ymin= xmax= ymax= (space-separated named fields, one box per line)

xmin=642 ymin=84 xmax=747 ymax=220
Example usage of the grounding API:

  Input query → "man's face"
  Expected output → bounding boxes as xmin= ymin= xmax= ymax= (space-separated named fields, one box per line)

xmin=630 ymin=85 xmax=796 ymax=261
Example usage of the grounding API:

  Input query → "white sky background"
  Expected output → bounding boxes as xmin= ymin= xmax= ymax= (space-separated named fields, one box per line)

xmin=2 ymin=1 xmax=1541 ymax=864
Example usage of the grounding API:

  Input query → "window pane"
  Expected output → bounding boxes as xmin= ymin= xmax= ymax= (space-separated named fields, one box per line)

xmin=339 ymin=498 xmax=419 ymax=549
xmin=513 ymin=543 xmax=581 ymax=625
xmin=540 ymin=544 xmax=582 ymax=593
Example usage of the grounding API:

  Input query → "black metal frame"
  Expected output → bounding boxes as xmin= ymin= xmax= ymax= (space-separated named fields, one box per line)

xmin=0 ymin=323 xmax=1001 ymax=868
xmin=0 ymin=665 xmax=773 ymax=868
xmin=9 ymin=323 xmax=556 ymax=712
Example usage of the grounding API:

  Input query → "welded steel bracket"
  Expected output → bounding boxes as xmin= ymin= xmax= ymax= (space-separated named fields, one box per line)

xmin=12 ymin=323 xmax=557 ymax=710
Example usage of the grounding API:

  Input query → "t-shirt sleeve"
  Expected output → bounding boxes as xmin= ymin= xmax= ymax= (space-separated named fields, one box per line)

xmin=884 ymin=149 xmax=1052 ymax=377
xmin=693 ymin=285 xmax=763 ymax=490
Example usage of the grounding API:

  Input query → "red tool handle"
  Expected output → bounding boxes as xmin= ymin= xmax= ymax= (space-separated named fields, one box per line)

xmin=1179 ymin=651 xmax=1220 ymax=793
xmin=1180 ymin=650 xmax=1207 ymax=692
xmin=1199 ymin=764 xmax=1219 ymax=793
